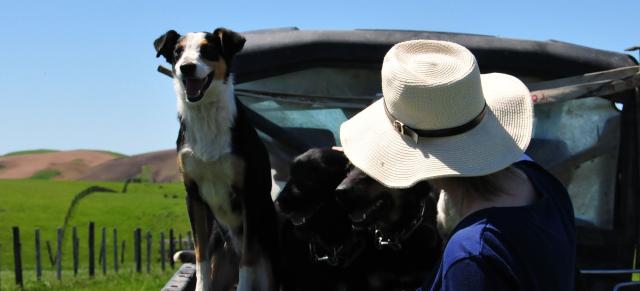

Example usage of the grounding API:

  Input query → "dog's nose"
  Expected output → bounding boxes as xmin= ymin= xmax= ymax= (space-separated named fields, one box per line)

xmin=180 ymin=64 xmax=197 ymax=77
xmin=334 ymin=187 xmax=348 ymax=202
xmin=335 ymin=186 xmax=343 ymax=194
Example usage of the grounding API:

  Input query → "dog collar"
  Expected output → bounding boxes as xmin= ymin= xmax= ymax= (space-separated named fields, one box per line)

xmin=383 ymin=99 xmax=487 ymax=143
xmin=308 ymin=232 xmax=368 ymax=268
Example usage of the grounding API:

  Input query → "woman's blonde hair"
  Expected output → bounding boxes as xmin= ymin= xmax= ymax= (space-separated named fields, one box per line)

xmin=437 ymin=166 xmax=526 ymax=201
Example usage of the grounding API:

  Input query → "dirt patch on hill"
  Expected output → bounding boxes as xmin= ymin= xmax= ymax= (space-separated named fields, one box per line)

xmin=0 ymin=150 xmax=119 ymax=179
xmin=78 ymin=149 xmax=180 ymax=183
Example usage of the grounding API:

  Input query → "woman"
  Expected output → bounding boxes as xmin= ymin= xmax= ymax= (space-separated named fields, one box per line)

xmin=339 ymin=40 xmax=576 ymax=290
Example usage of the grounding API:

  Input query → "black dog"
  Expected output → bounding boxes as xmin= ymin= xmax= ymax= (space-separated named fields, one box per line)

xmin=155 ymin=28 xmax=279 ymax=291
xmin=336 ymin=166 xmax=442 ymax=289
xmin=277 ymin=148 xmax=441 ymax=291
xmin=276 ymin=148 xmax=363 ymax=290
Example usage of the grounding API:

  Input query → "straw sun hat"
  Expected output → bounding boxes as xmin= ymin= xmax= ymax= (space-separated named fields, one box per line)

xmin=340 ymin=40 xmax=533 ymax=188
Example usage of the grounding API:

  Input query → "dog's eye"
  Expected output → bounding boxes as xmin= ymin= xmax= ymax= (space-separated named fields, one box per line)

xmin=174 ymin=47 xmax=184 ymax=58
xmin=200 ymin=44 xmax=218 ymax=61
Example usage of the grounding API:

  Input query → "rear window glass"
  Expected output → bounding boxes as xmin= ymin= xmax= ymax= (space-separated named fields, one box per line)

xmin=239 ymin=68 xmax=620 ymax=230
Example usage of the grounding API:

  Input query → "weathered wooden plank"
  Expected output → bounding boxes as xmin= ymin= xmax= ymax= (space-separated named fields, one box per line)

xmin=527 ymin=66 xmax=639 ymax=91
xmin=161 ymin=263 xmax=196 ymax=291
xmin=530 ymin=72 xmax=640 ymax=104
xmin=162 ymin=64 xmax=640 ymax=107
xmin=158 ymin=65 xmax=172 ymax=78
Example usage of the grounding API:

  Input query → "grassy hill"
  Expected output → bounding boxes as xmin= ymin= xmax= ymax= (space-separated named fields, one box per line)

xmin=3 ymin=149 xmax=60 ymax=157
xmin=0 ymin=150 xmax=123 ymax=181
xmin=2 ymin=149 xmax=126 ymax=158
xmin=0 ymin=179 xmax=190 ymax=290
xmin=0 ymin=149 xmax=179 ymax=183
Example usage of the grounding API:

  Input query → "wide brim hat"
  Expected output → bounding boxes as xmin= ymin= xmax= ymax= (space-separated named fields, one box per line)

xmin=340 ymin=40 xmax=533 ymax=188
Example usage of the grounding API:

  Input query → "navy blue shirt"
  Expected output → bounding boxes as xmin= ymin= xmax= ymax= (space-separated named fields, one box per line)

xmin=421 ymin=161 xmax=576 ymax=291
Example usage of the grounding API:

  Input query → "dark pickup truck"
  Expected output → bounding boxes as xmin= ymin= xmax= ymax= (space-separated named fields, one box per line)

xmin=161 ymin=28 xmax=640 ymax=291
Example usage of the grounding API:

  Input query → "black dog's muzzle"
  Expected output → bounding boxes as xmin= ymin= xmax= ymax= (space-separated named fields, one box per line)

xmin=357 ymin=197 xmax=428 ymax=251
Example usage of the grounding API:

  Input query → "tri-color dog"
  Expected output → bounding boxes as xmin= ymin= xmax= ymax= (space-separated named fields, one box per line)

xmin=154 ymin=28 xmax=279 ymax=291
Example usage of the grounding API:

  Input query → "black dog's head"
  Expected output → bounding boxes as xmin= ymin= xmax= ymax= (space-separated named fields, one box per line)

xmin=276 ymin=148 xmax=358 ymax=259
xmin=154 ymin=28 xmax=245 ymax=103
xmin=276 ymin=148 xmax=350 ymax=224
xmin=336 ymin=167 xmax=437 ymax=249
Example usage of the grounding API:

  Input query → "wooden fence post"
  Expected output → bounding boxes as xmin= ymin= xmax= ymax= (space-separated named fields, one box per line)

xmin=160 ymin=232 xmax=166 ymax=271
xmin=35 ymin=228 xmax=42 ymax=281
xmin=0 ymin=243 xmax=2 ymax=291
xmin=89 ymin=222 xmax=95 ymax=277
xmin=146 ymin=231 xmax=152 ymax=273
xmin=101 ymin=227 xmax=107 ymax=275
xmin=113 ymin=228 xmax=118 ymax=273
xmin=134 ymin=228 xmax=141 ymax=273
xmin=73 ymin=226 xmax=79 ymax=276
xmin=12 ymin=226 xmax=23 ymax=288
xmin=56 ymin=227 xmax=62 ymax=280
xmin=120 ymin=240 xmax=126 ymax=264
xmin=169 ymin=228 xmax=175 ymax=269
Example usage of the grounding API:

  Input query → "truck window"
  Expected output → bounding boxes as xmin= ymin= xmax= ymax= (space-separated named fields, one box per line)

xmin=528 ymin=97 xmax=619 ymax=229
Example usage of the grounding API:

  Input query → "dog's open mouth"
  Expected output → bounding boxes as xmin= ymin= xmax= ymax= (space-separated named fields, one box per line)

xmin=182 ymin=71 xmax=214 ymax=102
xmin=291 ymin=214 xmax=310 ymax=226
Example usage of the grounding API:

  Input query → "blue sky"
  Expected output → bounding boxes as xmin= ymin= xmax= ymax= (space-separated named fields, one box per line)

xmin=1 ymin=0 xmax=638 ymax=156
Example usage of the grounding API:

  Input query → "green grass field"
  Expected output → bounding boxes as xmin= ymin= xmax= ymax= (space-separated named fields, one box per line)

xmin=0 ymin=179 xmax=191 ymax=290
xmin=0 ymin=268 xmax=171 ymax=291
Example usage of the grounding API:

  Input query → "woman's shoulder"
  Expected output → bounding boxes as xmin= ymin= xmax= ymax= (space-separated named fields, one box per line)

xmin=513 ymin=160 xmax=575 ymax=218
xmin=442 ymin=218 xmax=494 ymax=271
xmin=443 ymin=209 xmax=523 ymax=274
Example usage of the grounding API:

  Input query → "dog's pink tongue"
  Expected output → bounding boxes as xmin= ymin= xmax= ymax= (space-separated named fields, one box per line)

xmin=185 ymin=78 xmax=204 ymax=97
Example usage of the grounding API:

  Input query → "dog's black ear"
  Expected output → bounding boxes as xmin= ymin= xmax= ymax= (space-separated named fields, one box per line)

xmin=154 ymin=30 xmax=181 ymax=64
xmin=213 ymin=28 xmax=246 ymax=59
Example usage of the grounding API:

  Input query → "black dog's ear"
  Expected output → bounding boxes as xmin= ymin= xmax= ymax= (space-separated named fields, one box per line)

xmin=154 ymin=30 xmax=181 ymax=64
xmin=212 ymin=27 xmax=246 ymax=59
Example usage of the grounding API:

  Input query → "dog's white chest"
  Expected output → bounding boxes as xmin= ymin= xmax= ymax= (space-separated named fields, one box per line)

xmin=180 ymin=149 xmax=244 ymax=229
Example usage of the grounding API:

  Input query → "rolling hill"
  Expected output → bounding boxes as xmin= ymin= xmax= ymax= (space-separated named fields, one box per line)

xmin=0 ymin=149 xmax=181 ymax=182
xmin=78 ymin=150 xmax=180 ymax=183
